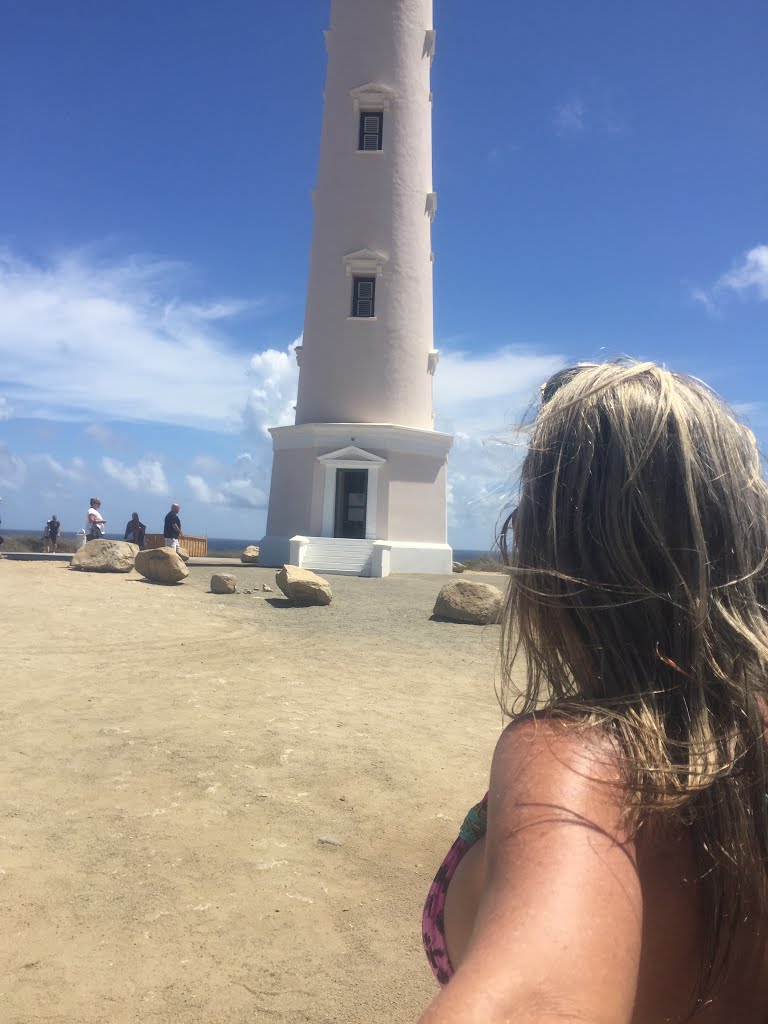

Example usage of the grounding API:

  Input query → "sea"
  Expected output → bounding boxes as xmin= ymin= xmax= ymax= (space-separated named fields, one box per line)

xmin=0 ymin=527 xmax=493 ymax=562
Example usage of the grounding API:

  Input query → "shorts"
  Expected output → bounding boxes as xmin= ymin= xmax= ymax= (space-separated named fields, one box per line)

xmin=164 ymin=538 xmax=179 ymax=552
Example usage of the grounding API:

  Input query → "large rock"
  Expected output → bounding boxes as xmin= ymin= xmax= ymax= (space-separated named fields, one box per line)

xmin=452 ymin=561 xmax=466 ymax=574
xmin=240 ymin=545 xmax=260 ymax=564
xmin=433 ymin=579 xmax=504 ymax=625
xmin=211 ymin=573 xmax=236 ymax=594
xmin=134 ymin=547 xmax=189 ymax=584
xmin=275 ymin=565 xmax=332 ymax=606
xmin=177 ymin=547 xmax=190 ymax=562
xmin=70 ymin=539 xmax=138 ymax=573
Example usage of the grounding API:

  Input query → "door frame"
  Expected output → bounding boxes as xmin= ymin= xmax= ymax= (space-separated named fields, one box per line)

xmin=318 ymin=446 xmax=385 ymax=540
xmin=333 ymin=467 xmax=369 ymax=539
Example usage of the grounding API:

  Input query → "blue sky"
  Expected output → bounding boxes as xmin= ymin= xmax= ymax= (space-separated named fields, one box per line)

xmin=0 ymin=0 xmax=765 ymax=549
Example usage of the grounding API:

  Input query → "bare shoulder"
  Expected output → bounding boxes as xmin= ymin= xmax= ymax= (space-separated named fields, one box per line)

xmin=489 ymin=715 xmax=634 ymax=856
xmin=420 ymin=718 xmax=644 ymax=1022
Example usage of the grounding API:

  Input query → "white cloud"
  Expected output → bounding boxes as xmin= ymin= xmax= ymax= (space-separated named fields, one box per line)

xmin=85 ymin=423 xmax=116 ymax=447
xmin=553 ymin=92 xmax=624 ymax=139
xmin=220 ymin=478 xmax=268 ymax=509
xmin=554 ymin=95 xmax=585 ymax=135
xmin=0 ymin=396 xmax=13 ymax=420
xmin=434 ymin=346 xmax=566 ymax=533
xmin=30 ymin=453 xmax=85 ymax=481
xmin=689 ymin=286 xmax=720 ymax=317
xmin=717 ymin=245 xmax=768 ymax=301
xmin=190 ymin=453 xmax=225 ymax=474
xmin=243 ymin=337 xmax=301 ymax=439
xmin=692 ymin=244 xmax=768 ymax=313
xmin=186 ymin=474 xmax=219 ymax=504
xmin=0 ymin=247 xmax=260 ymax=432
xmin=185 ymin=472 xmax=267 ymax=509
xmin=0 ymin=442 xmax=26 ymax=490
xmin=102 ymin=456 xmax=169 ymax=496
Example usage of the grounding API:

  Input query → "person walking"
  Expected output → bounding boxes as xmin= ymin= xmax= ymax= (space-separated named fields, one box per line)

xmin=43 ymin=514 xmax=61 ymax=553
xmin=163 ymin=503 xmax=182 ymax=552
xmin=124 ymin=512 xmax=146 ymax=549
xmin=86 ymin=498 xmax=106 ymax=541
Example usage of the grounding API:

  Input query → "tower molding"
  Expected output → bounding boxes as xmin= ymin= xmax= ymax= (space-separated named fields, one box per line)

xmin=343 ymin=248 xmax=388 ymax=277
xmin=350 ymin=82 xmax=398 ymax=113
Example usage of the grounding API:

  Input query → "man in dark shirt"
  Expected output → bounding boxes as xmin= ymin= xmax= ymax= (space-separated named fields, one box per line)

xmin=45 ymin=515 xmax=61 ymax=553
xmin=124 ymin=512 xmax=146 ymax=549
xmin=163 ymin=503 xmax=182 ymax=552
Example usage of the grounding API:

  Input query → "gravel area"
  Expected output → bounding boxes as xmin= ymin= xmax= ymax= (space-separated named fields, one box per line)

xmin=0 ymin=561 xmax=512 ymax=1023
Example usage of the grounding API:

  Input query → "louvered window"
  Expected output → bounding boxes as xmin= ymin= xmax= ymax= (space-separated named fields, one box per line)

xmin=358 ymin=111 xmax=383 ymax=151
xmin=351 ymin=276 xmax=376 ymax=318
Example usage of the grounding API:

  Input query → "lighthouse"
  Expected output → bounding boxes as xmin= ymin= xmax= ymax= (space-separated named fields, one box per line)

xmin=259 ymin=0 xmax=453 ymax=577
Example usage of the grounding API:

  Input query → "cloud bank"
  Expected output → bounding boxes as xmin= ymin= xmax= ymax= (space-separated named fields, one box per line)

xmin=0 ymin=248 xmax=257 ymax=431
xmin=0 ymin=246 xmax=567 ymax=538
xmin=692 ymin=244 xmax=768 ymax=313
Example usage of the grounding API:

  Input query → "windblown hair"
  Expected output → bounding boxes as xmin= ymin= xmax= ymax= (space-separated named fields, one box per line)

xmin=499 ymin=360 xmax=768 ymax=1007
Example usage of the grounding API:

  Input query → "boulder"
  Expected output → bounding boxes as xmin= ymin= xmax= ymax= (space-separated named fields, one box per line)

xmin=241 ymin=545 xmax=260 ymax=564
xmin=70 ymin=539 xmax=138 ymax=573
xmin=134 ymin=547 xmax=189 ymax=584
xmin=452 ymin=561 xmax=466 ymax=573
xmin=275 ymin=565 xmax=332 ymax=606
xmin=433 ymin=579 xmax=504 ymax=625
xmin=177 ymin=547 xmax=190 ymax=562
xmin=211 ymin=573 xmax=237 ymax=594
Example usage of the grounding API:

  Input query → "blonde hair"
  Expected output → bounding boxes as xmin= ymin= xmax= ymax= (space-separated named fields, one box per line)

xmin=499 ymin=360 xmax=768 ymax=1005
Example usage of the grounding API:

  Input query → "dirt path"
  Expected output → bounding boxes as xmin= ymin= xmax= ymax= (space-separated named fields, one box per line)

xmin=0 ymin=561 xmax=509 ymax=1023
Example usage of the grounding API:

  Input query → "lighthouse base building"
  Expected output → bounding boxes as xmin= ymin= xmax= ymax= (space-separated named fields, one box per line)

xmin=259 ymin=0 xmax=452 ymax=577
xmin=259 ymin=422 xmax=452 ymax=577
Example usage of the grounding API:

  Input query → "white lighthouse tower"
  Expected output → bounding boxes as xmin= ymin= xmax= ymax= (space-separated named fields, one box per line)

xmin=259 ymin=0 xmax=453 ymax=577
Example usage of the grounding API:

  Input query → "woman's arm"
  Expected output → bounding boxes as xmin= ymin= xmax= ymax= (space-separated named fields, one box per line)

xmin=418 ymin=719 xmax=643 ymax=1024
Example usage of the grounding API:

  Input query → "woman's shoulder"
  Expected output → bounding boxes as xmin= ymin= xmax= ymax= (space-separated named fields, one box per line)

xmin=495 ymin=714 xmax=623 ymax=779
xmin=490 ymin=715 xmax=630 ymax=842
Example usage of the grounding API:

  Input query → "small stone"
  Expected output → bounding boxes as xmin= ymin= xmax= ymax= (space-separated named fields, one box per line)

xmin=262 ymin=584 xmax=274 ymax=593
xmin=211 ymin=573 xmax=237 ymax=595
xmin=242 ymin=589 xmax=252 ymax=595
xmin=317 ymin=836 xmax=343 ymax=848
xmin=452 ymin=560 xmax=466 ymax=573
xmin=339 ymin=795 xmax=347 ymax=802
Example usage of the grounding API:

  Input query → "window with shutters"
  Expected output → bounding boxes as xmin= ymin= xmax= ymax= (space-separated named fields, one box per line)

xmin=351 ymin=276 xmax=376 ymax=318
xmin=358 ymin=111 xmax=383 ymax=151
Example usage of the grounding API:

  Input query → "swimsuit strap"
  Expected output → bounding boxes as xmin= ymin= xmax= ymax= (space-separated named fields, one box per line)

xmin=458 ymin=793 xmax=489 ymax=844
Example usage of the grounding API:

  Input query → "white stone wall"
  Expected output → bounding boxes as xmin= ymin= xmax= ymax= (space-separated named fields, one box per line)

xmin=295 ymin=0 xmax=436 ymax=429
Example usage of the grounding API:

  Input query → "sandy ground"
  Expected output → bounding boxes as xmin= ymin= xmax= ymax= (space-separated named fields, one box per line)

xmin=0 ymin=561 xmax=510 ymax=1024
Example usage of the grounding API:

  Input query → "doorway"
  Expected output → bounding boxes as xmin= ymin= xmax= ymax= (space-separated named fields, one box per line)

xmin=334 ymin=469 xmax=368 ymax=539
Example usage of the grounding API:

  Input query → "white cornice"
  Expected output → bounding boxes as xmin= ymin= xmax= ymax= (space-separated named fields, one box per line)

xmin=317 ymin=445 xmax=386 ymax=465
xmin=270 ymin=422 xmax=454 ymax=458
xmin=350 ymin=82 xmax=398 ymax=113
xmin=343 ymin=248 xmax=388 ymax=277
